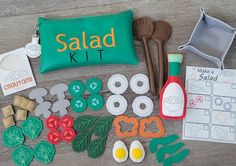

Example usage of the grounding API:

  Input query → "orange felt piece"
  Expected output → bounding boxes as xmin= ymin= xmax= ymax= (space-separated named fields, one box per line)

xmin=139 ymin=116 xmax=165 ymax=138
xmin=113 ymin=115 xmax=139 ymax=138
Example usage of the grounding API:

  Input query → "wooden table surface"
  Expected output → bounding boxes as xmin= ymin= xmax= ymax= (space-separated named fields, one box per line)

xmin=0 ymin=0 xmax=236 ymax=165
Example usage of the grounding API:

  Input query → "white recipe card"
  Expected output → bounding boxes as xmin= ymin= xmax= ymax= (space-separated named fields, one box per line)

xmin=183 ymin=66 xmax=236 ymax=144
xmin=0 ymin=48 xmax=36 ymax=96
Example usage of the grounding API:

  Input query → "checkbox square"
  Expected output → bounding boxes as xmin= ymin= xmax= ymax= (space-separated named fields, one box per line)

xmin=231 ymin=84 xmax=236 ymax=89
xmin=203 ymin=125 xmax=209 ymax=130
xmin=205 ymin=96 xmax=210 ymax=101
xmin=231 ymin=98 xmax=236 ymax=103
xmin=230 ymin=128 xmax=235 ymax=133
xmin=206 ymin=82 xmax=211 ymax=87
xmin=230 ymin=113 xmax=236 ymax=118
xmin=204 ymin=110 xmax=209 ymax=116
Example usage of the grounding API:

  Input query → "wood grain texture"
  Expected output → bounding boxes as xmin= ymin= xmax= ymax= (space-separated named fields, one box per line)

xmin=0 ymin=0 xmax=236 ymax=165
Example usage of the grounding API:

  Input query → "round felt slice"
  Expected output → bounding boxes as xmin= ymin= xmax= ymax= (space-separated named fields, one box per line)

xmin=107 ymin=74 xmax=128 ymax=94
xmin=60 ymin=115 xmax=74 ymax=129
xmin=12 ymin=145 xmax=34 ymax=166
xmin=2 ymin=126 xmax=25 ymax=148
xmin=87 ymin=94 xmax=104 ymax=111
xmin=69 ymin=80 xmax=85 ymax=97
xmin=21 ymin=117 xmax=43 ymax=140
xmin=61 ymin=128 xmax=76 ymax=142
xmin=34 ymin=140 xmax=55 ymax=164
xmin=86 ymin=78 xmax=102 ymax=94
xmin=47 ymin=130 xmax=61 ymax=145
xmin=46 ymin=115 xmax=60 ymax=130
xmin=71 ymin=97 xmax=87 ymax=113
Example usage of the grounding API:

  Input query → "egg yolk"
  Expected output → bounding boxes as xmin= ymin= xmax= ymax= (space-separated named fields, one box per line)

xmin=115 ymin=148 xmax=127 ymax=159
xmin=131 ymin=148 xmax=143 ymax=160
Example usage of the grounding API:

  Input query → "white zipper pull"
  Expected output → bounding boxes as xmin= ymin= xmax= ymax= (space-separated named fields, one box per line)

xmin=25 ymin=24 xmax=41 ymax=58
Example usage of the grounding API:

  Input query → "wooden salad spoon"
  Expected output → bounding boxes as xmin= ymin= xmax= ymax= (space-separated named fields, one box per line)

xmin=133 ymin=17 xmax=157 ymax=95
xmin=152 ymin=21 xmax=172 ymax=95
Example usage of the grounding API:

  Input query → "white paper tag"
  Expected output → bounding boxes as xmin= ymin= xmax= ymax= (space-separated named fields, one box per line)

xmin=183 ymin=66 xmax=236 ymax=144
xmin=25 ymin=35 xmax=41 ymax=58
xmin=0 ymin=48 xmax=36 ymax=96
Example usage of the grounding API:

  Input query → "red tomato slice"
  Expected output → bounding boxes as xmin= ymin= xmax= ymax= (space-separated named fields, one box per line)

xmin=46 ymin=116 xmax=60 ymax=130
xmin=61 ymin=128 xmax=76 ymax=142
xmin=47 ymin=130 xmax=61 ymax=144
xmin=60 ymin=115 xmax=74 ymax=129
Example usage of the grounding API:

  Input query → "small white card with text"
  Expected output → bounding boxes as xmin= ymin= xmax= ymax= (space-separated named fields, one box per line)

xmin=0 ymin=48 xmax=36 ymax=96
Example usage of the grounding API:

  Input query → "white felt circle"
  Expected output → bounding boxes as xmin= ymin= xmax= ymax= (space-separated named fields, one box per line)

xmin=106 ymin=95 xmax=127 ymax=115
xmin=132 ymin=96 xmax=153 ymax=117
xmin=130 ymin=74 xmax=149 ymax=94
xmin=107 ymin=74 xmax=128 ymax=94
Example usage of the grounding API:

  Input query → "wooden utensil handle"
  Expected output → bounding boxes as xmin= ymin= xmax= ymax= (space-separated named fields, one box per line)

xmin=142 ymin=38 xmax=157 ymax=96
xmin=157 ymin=40 xmax=165 ymax=95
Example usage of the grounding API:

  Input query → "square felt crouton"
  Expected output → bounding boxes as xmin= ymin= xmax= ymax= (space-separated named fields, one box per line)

xmin=13 ymin=95 xmax=36 ymax=112
xmin=2 ymin=116 xmax=15 ymax=128
xmin=16 ymin=110 xmax=27 ymax=121
xmin=13 ymin=96 xmax=24 ymax=107
xmin=26 ymin=101 xmax=36 ymax=112
xmin=2 ymin=105 xmax=14 ymax=117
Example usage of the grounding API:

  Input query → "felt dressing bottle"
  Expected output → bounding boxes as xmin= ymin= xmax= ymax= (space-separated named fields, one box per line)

xmin=160 ymin=53 xmax=187 ymax=120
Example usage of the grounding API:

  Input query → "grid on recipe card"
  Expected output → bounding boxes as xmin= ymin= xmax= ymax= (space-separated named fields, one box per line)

xmin=183 ymin=79 xmax=236 ymax=144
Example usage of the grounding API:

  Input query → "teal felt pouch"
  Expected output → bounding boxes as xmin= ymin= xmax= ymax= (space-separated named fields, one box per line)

xmin=38 ymin=10 xmax=138 ymax=73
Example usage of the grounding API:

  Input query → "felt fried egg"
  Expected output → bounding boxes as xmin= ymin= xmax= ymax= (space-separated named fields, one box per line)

xmin=129 ymin=140 xmax=145 ymax=163
xmin=112 ymin=141 xmax=128 ymax=163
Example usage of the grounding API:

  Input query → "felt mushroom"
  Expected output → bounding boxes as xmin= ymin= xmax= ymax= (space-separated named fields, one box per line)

xmin=51 ymin=99 xmax=70 ymax=116
xmin=34 ymin=101 xmax=52 ymax=118
xmin=29 ymin=88 xmax=48 ymax=103
xmin=50 ymin=83 xmax=68 ymax=100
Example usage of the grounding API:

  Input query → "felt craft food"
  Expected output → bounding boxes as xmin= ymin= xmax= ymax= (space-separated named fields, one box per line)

xmin=113 ymin=115 xmax=139 ymax=138
xmin=149 ymin=135 xmax=190 ymax=165
xmin=71 ymin=96 xmax=87 ymax=113
xmin=2 ymin=116 xmax=15 ymax=128
xmin=160 ymin=53 xmax=187 ymax=120
xmin=16 ymin=109 xmax=27 ymax=121
xmin=129 ymin=140 xmax=145 ymax=163
xmin=38 ymin=10 xmax=138 ymax=73
xmin=107 ymin=74 xmax=128 ymax=95
xmin=112 ymin=141 xmax=128 ymax=163
xmin=13 ymin=95 xmax=36 ymax=112
xmin=2 ymin=105 xmax=14 ymax=117
xmin=46 ymin=116 xmax=60 ymax=130
xmin=47 ymin=130 xmax=62 ymax=145
xmin=87 ymin=94 xmax=104 ymax=111
xmin=12 ymin=145 xmax=34 ymax=166
xmin=21 ymin=117 xmax=43 ymax=140
xmin=130 ymin=74 xmax=150 ymax=94
xmin=34 ymin=141 xmax=55 ymax=164
xmin=2 ymin=126 xmax=24 ymax=147
xmin=139 ymin=116 xmax=165 ymax=138
xmin=86 ymin=78 xmax=103 ymax=94
xmin=72 ymin=115 xmax=114 ymax=159
xmin=69 ymin=80 xmax=85 ymax=97
xmin=106 ymin=95 xmax=127 ymax=115
xmin=132 ymin=96 xmax=153 ymax=117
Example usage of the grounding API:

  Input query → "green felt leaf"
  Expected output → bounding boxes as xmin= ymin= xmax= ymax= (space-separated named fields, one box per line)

xmin=72 ymin=131 xmax=92 ymax=152
xmin=163 ymin=149 xmax=190 ymax=166
xmin=149 ymin=134 xmax=179 ymax=153
xmin=12 ymin=145 xmax=34 ymax=166
xmin=87 ymin=135 xmax=107 ymax=159
xmin=156 ymin=142 xmax=185 ymax=163
xmin=93 ymin=116 xmax=114 ymax=137
xmin=74 ymin=115 xmax=99 ymax=132
xmin=2 ymin=126 xmax=25 ymax=148
xmin=21 ymin=117 xmax=43 ymax=140
xmin=34 ymin=140 xmax=55 ymax=164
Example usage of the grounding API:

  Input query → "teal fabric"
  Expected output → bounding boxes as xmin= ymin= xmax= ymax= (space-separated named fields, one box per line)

xmin=38 ymin=10 xmax=138 ymax=73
